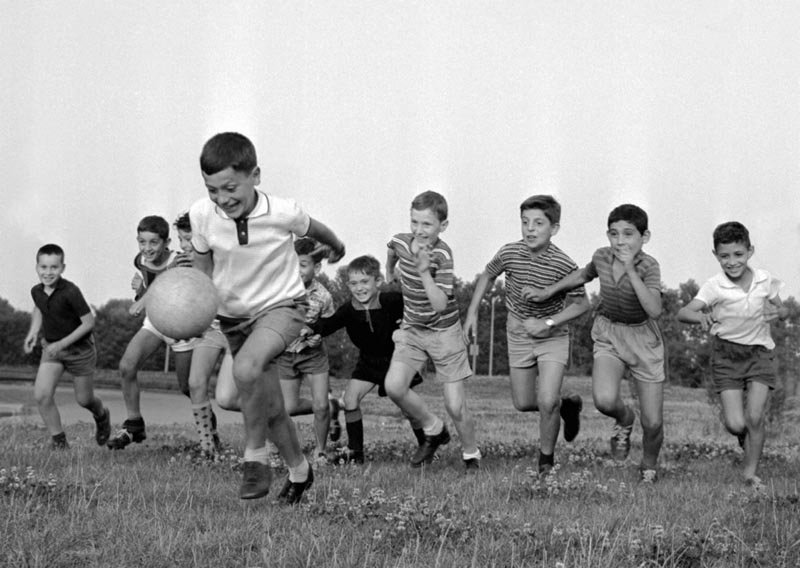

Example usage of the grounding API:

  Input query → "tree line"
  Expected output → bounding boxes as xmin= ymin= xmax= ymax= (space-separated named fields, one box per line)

xmin=2 ymin=273 xmax=798 ymax=397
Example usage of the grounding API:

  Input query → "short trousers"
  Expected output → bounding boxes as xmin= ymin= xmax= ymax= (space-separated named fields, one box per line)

xmin=142 ymin=316 xmax=198 ymax=353
xmin=710 ymin=336 xmax=776 ymax=393
xmin=352 ymin=354 xmax=423 ymax=396
xmin=277 ymin=344 xmax=330 ymax=379
xmin=391 ymin=321 xmax=472 ymax=383
xmin=218 ymin=300 xmax=307 ymax=357
xmin=506 ymin=313 xmax=570 ymax=368
xmin=194 ymin=321 xmax=228 ymax=351
xmin=591 ymin=314 xmax=665 ymax=383
xmin=40 ymin=338 xmax=96 ymax=376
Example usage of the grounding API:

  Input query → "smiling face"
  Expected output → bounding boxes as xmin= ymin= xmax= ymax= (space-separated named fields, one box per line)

xmin=606 ymin=220 xmax=649 ymax=258
xmin=347 ymin=270 xmax=382 ymax=306
xmin=410 ymin=207 xmax=447 ymax=248
xmin=176 ymin=228 xmax=194 ymax=256
xmin=521 ymin=207 xmax=558 ymax=253
xmin=297 ymin=254 xmax=319 ymax=287
xmin=36 ymin=253 xmax=65 ymax=288
xmin=713 ymin=241 xmax=753 ymax=282
xmin=137 ymin=230 xmax=170 ymax=265
xmin=202 ymin=166 xmax=260 ymax=220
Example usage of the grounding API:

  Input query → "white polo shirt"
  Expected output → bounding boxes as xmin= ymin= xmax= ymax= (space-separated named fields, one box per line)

xmin=694 ymin=268 xmax=783 ymax=349
xmin=189 ymin=191 xmax=310 ymax=318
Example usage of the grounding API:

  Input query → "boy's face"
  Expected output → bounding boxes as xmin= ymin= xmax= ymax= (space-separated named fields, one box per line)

xmin=36 ymin=253 xmax=65 ymax=287
xmin=347 ymin=270 xmax=382 ymax=305
xmin=410 ymin=207 xmax=448 ymax=247
xmin=606 ymin=220 xmax=649 ymax=259
xmin=713 ymin=241 xmax=753 ymax=281
xmin=520 ymin=208 xmax=559 ymax=252
xmin=177 ymin=229 xmax=194 ymax=256
xmin=202 ymin=166 xmax=260 ymax=220
xmin=137 ymin=231 xmax=170 ymax=264
xmin=297 ymin=254 xmax=320 ymax=286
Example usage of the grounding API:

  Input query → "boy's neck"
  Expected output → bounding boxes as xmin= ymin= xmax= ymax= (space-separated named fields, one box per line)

xmin=351 ymin=294 xmax=381 ymax=311
xmin=42 ymin=277 xmax=60 ymax=295
xmin=726 ymin=266 xmax=753 ymax=290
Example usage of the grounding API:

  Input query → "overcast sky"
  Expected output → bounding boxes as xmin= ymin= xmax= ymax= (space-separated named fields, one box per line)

xmin=3 ymin=1 xmax=799 ymax=311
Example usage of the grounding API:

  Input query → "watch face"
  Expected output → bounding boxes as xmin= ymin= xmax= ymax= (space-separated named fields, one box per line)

xmin=546 ymin=318 xmax=555 ymax=327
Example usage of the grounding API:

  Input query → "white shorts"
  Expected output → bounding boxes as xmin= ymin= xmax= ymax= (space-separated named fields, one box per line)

xmin=142 ymin=316 xmax=198 ymax=353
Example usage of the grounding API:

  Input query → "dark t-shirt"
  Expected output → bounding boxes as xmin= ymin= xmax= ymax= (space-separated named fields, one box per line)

xmin=31 ymin=278 xmax=93 ymax=345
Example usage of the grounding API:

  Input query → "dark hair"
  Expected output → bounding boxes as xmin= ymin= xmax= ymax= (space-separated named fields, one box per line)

xmin=347 ymin=255 xmax=382 ymax=279
xmin=520 ymin=195 xmax=561 ymax=224
xmin=37 ymin=243 xmax=65 ymax=262
xmin=200 ymin=132 xmax=258 ymax=176
xmin=137 ymin=215 xmax=170 ymax=240
xmin=411 ymin=191 xmax=448 ymax=221
xmin=294 ymin=237 xmax=324 ymax=263
xmin=174 ymin=212 xmax=191 ymax=233
xmin=608 ymin=204 xmax=648 ymax=234
xmin=713 ymin=221 xmax=751 ymax=249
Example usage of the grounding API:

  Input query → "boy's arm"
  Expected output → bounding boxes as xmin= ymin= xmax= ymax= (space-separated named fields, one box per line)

xmin=463 ymin=271 xmax=494 ymax=342
xmin=415 ymin=246 xmax=449 ymax=313
xmin=44 ymin=312 xmax=95 ymax=356
xmin=305 ymin=218 xmax=346 ymax=263
xmin=193 ymin=251 xmax=214 ymax=278
xmin=523 ymin=267 xmax=591 ymax=302
xmin=765 ymin=295 xmax=790 ymax=322
xmin=618 ymin=251 xmax=662 ymax=318
xmin=522 ymin=293 xmax=591 ymax=337
xmin=677 ymin=298 xmax=714 ymax=331
xmin=386 ymin=247 xmax=399 ymax=284
xmin=23 ymin=306 xmax=43 ymax=354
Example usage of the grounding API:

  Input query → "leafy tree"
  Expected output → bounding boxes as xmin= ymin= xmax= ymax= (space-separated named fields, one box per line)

xmin=0 ymin=298 xmax=37 ymax=366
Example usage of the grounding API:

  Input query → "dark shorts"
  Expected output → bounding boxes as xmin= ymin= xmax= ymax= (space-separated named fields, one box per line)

xmin=40 ymin=338 xmax=96 ymax=377
xmin=219 ymin=301 xmax=307 ymax=357
xmin=277 ymin=344 xmax=330 ymax=379
xmin=353 ymin=355 xmax=423 ymax=397
xmin=711 ymin=336 xmax=776 ymax=393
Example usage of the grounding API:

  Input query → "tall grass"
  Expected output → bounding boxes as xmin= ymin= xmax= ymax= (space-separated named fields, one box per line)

xmin=2 ymin=376 xmax=800 ymax=567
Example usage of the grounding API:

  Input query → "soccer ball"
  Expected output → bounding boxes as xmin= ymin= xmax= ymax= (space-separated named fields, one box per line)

xmin=145 ymin=268 xmax=219 ymax=340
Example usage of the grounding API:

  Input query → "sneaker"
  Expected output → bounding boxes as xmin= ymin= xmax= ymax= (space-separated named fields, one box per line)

xmin=463 ymin=457 xmax=481 ymax=471
xmin=609 ymin=421 xmax=634 ymax=461
xmin=538 ymin=462 xmax=553 ymax=476
xmin=277 ymin=465 xmax=314 ymax=505
xmin=51 ymin=432 xmax=69 ymax=450
xmin=639 ymin=468 xmax=658 ymax=484
xmin=560 ymin=395 xmax=583 ymax=442
xmin=410 ymin=425 xmax=450 ymax=467
xmin=94 ymin=407 xmax=111 ymax=446
xmin=107 ymin=420 xmax=146 ymax=450
xmin=737 ymin=431 xmax=746 ymax=450
xmin=329 ymin=399 xmax=342 ymax=443
xmin=744 ymin=476 xmax=765 ymax=490
xmin=239 ymin=461 xmax=272 ymax=500
xmin=313 ymin=452 xmax=330 ymax=466
xmin=331 ymin=448 xmax=365 ymax=465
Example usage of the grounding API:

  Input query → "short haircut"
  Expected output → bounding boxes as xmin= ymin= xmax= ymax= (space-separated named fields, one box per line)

xmin=200 ymin=132 xmax=258 ymax=176
xmin=137 ymin=215 xmax=170 ymax=240
xmin=411 ymin=191 xmax=448 ymax=221
xmin=37 ymin=243 xmax=65 ymax=262
xmin=174 ymin=212 xmax=191 ymax=233
xmin=347 ymin=255 xmax=382 ymax=279
xmin=713 ymin=221 xmax=751 ymax=249
xmin=294 ymin=236 xmax=324 ymax=263
xmin=608 ymin=204 xmax=648 ymax=234
xmin=520 ymin=195 xmax=561 ymax=224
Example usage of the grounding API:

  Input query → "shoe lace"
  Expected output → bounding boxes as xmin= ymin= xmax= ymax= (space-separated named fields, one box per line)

xmin=641 ymin=469 xmax=657 ymax=483
xmin=612 ymin=423 xmax=633 ymax=448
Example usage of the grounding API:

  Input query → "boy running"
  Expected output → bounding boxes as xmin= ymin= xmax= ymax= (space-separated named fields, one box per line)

xmin=678 ymin=221 xmax=787 ymax=488
xmin=529 ymin=204 xmax=665 ymax=482
xmin=464 ymin=195 xmax=589 ymax=474
xmin=24 ymin=244 xmax=110 ymax=449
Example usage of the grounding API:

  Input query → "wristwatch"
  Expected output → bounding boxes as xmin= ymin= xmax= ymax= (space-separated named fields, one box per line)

xmin=545 ymin=318 xmax=556 ymax=328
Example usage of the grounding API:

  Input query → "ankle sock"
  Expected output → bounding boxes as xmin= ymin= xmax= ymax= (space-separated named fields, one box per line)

xmin=288 ymin=457 xmax=310 ymax=483
xmin=423 ymin=418 xmax=444 ymax=437
xmin=244 ymin=446 xmax=269 ymax=465
xmin=345 ymin=409 xmax=364 ymax=452
xmin=192 ymin=402 xmax=215 ymax=452
xmin=538 ymin=451 xmax=554 ymax=467
xmin=462 ymin=449 xmax=482 ymax=461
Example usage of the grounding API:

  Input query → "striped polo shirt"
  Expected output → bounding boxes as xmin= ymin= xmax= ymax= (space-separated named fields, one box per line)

xmin=387 ymin=233 xmax=460 ymax=330
xmin=133 ymin=250 xmax=192 ymax=300
xmin=584 ymin=246 xmax=661 ymax=324
xmin=485 ymin=241 xmax=585 ymax=320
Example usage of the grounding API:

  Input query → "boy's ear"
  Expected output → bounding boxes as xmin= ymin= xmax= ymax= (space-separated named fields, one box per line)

xmin=551 ymin=223 xmax=560 ymax=236
xmin=641 ymin=230 xmax=651 ymax=244
xmin=375 ymin=274 xmax=384 ymax=286
xmin=314 ymin=263 xmax=321 ymax=276
xmin=440 ymin=219 xmax=449 ymax=233
xmin=748 ymin=246 xmax=755 ymax=259
xmin=252 ymin=166 xmax=261 ymax=185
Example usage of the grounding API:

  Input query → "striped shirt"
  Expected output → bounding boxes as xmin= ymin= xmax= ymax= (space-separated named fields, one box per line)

xmin=584 ymin=246 xmax=661 ymax=324
xmin=485 ymin=241 xmax=585 ymax=320
xmin=387 ymin=233 xmax=459 ymax=330
xmin=133 ymin=250 xmax=192 ymax=300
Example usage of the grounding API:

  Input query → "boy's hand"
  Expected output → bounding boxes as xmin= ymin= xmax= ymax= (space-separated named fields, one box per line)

xmin=312 ymin=241 xmax=346 ymax=264
xmin=463 ymin=313 xmax=478 ymax=343
xmin=23 ymin=334 xmax=38 ymax=354
xmin=614 ymin=245 xmax=636 ymax=271
xmin=305 ymin=333 xmax=322 ymax=348
xmin=129 ymin=299 xmax=144 ymax=317
xmin=411 ymin=238 xmax=432 ymax=273
xmin=697 ymin=312 xmax=716 ymax=331
xmin=764 ymin=304 xmax=789 ymax=323
xmin=44 ymin=341 xmax=63 ymax=357
xmin=523 ymin=317 xmax=552 ymax=338
xmin=131 ymin=273 xmax=143 ymax=291
xmin=521 ymin=286 xmax=552 ymax=302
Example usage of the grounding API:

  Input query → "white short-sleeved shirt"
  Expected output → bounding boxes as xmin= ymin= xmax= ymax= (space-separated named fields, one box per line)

xmin=694 ymin=268 xmax=783 ymax=349
xmin=189 ymin=191 xmax=311 ymax=318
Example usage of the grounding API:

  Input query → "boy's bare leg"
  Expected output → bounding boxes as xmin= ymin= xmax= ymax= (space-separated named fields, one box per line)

xmin=718 ymin=389 xmax=746 ymax=436
xmin=635 ymin=380 xmax=664 ymax=470
xmin=34 ymin=362 xmax=65 ymax=436
xmin=509 ymin=367 xmax=539 ymax=412
xmin=442 ymin=380 xmax=477 ymax=454
xmin=742 ymin=382 xmax=770 ymax=481
xmin=174 ymin=350 xmax=192 ymax=398
xmin=189 ymin=345 xmax=223 ymax=405
xmin=385 ymin=360 xmax=437 ymax=428
xmin=214 ymin=351 xmax=240 ymax=410
xmin=118 ymin=329 xmax=163 ymax=419
xmin=533 ymin=362 xmax=566 ymax=457
xmin=306 ymin=372 xmax=331 ymax=456
xmin=592 ymin=357 xmax=632 ymax=423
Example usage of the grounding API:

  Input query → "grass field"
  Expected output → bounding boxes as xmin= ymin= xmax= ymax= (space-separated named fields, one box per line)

xmin=2 ymin=375 xmax=800 ymax=567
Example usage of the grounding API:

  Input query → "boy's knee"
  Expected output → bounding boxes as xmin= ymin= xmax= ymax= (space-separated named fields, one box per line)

xmin=444 ymin=398 xmax=467 ymax=423
xmin=74 ymin=391 xmax=94 ymax=408
xmin=593 ymin=395 xmax=616 ymax=415
xmin=33 ymin=390 xmax=53 ymax=406
xmin=215 ymin=392 xmax=239 ymax=411
xmin=640 ymin=417 xmax=663 ymax=436
xmin=383 ymin=380 xmax=406 ymax=401
xmin=312 ymin=400 xmax=330 ymax=419
xmin=118 ymin=356 xmax=138 ymax=381
xmin=232 ymin=359 xmax=260 ymax=385
xmin=537 ymin=394 xmax=560 ymax=415
xmin=723 ymin=416 xmax=746 ymax=435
